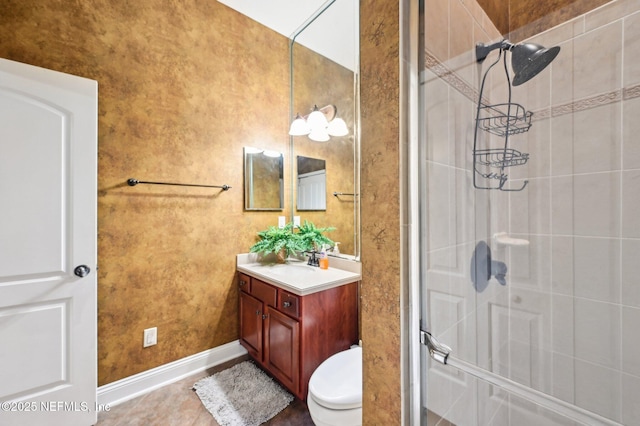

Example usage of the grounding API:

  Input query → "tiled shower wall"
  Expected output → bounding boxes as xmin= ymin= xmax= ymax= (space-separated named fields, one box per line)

xmin=423 ymin=0 xmax=639 ymax=424
xmin=507 ymin=0 xmax=640 ymax=422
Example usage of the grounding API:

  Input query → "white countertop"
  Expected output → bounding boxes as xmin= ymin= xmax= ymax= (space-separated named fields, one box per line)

xmin=236 ymin=253 xmax=361 ymax=296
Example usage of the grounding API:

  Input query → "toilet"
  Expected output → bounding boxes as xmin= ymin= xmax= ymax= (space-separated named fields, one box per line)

xmin=307 ymin=346 xmax=362 ymax=426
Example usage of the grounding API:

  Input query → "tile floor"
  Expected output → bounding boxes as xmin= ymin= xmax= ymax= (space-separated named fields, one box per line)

xmin=97 ymin=356 xmax=314 ymax=426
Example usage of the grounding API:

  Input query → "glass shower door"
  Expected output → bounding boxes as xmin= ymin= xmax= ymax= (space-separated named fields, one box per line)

xmin=418 ymin=0 xmax=640 ymax=424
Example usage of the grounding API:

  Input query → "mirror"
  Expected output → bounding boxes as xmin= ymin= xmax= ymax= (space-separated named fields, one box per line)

xmin=290 ymin=0 xmax=360 ymax=258
xmin=243 ymin=147 xmax=284 ymax=211
xmin=297 ymin=155 xmax=326 ymax=210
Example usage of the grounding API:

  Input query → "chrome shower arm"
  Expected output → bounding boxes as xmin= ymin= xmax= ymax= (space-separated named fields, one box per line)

xmin=475 ymin=39 xmax=515 ymax=62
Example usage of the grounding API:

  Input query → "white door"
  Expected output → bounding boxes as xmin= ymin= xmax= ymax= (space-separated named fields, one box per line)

xmin=0 ymin=58 xmax=97 ymax=425
xmin=297 ymin=170 xmax=327 ymax=210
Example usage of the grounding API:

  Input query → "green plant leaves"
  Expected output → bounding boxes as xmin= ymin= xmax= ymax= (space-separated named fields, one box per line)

xmin=296 ymin=220 xmax=335 ymax=251
xmin=249 ymin=220 xmax=335 ymax=257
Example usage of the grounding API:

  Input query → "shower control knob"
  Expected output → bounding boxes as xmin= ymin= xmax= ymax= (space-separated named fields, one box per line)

xmin=74 ymin=265 xmax=91 ymax=278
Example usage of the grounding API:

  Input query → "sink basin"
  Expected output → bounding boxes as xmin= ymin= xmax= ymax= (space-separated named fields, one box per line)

xmin=262 ymin=264 xmax=317 ymax=276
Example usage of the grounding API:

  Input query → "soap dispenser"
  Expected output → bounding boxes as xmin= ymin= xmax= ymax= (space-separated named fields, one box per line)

xmin=319 ymin=245 xmax=329 ymax=269
xmin=333 ymin=242 xmax=340 ymax=255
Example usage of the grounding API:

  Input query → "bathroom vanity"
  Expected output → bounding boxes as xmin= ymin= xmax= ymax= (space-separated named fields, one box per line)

xmin=237 ymin=254 xmax=360 ymax=400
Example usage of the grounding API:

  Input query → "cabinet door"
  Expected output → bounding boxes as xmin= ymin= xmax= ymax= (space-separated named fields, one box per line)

xmin=240 ymin=291 xmax=263 ymax=362
xmin=265 ymin=306 xmax=300 ymax=394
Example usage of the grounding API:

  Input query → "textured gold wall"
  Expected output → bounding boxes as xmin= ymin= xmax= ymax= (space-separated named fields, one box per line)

xmin=0 ymin=0 xmax=291 ymax=385
xmin=476 ymin=0 xmax=611 ymax=39
xmin=360 ymin=1 xmax=403 ymax=424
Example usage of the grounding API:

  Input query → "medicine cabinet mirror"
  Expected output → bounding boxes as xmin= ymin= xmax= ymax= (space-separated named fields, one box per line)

xmin=243 ymin=146 xmax=284 ymax=211
xmin=290 ymin=0 xmax=360 ymax=259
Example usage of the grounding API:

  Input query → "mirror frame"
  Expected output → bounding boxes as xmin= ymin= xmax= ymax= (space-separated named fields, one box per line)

xmin=243 ymin=146 xmax=284 ymax=211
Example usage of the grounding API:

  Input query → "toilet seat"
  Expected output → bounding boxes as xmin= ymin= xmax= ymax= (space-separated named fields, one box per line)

xmin=308 ymin=346 xmax=362 ymax=409
xmin=307 ymin=392 xmax=362 ymax=426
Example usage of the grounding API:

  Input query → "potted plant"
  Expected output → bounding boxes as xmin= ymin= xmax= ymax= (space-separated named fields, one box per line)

xmin=296 ymin=220 xmax=335 ymax=252
xmin=249 ymin=222 xmax=307 ymax=263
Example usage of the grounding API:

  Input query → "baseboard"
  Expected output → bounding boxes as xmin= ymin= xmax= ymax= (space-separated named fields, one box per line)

xmin=97 ymin=340 xmax=247 ymax=408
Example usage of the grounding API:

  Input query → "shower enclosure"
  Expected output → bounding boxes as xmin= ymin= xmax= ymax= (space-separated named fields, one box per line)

xmin=417 ymin=0 xmax=640 ymax=424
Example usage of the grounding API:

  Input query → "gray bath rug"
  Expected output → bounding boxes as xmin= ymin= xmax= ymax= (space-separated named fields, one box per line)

xmin=193 ymin=361 xmax=294 ymax=426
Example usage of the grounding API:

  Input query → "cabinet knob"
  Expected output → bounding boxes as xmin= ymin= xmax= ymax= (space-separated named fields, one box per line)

xmin=256 ymin=310 xmax=261 ymax=316
xmin=262 ymin=314 xmax=268 ymax=320
xmin=283 ymin=301 xmax=291 ymax=308
xmin=239 ymin=280 xmax=247 ymax=287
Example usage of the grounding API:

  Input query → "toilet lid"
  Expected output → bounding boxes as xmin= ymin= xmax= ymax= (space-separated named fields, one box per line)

xmin=309 ymin=347 xmax=362 ymax=410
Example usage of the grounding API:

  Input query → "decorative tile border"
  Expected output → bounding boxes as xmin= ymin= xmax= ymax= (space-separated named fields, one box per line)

xmin=424 ymin=49 xmax=640 ymax=122
xmin=424 ymin=51 xmax=484 ymax=104
xmin=624 ymin=84 xmax=640 ymax=100
xmin=549 ymin=90 xmax=621 ymax=117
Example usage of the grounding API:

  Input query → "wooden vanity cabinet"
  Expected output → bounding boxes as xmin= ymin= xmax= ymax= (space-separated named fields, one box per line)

xmin=237 ymin=272 xmax=358 ymax=400
xmin=264 ymin=306 xmax=300 ymax=392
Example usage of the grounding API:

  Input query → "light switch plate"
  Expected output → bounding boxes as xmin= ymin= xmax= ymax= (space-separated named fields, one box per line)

xmin=278 ymin=216 xmax=286 ymax=229
xmin=143 ymin=327 xmax=157 ymax=348
xmin=294 ymin=216 xmax=300 ymax=227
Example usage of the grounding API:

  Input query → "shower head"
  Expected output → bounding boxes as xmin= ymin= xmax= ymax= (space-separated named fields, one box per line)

xmin=475 ymin=39 xmax=560 ymax=86
xmin=510 ymin=43 xmax=560 ymax=86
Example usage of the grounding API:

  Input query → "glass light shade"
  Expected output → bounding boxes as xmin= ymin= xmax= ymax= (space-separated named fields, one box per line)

xmin=308 ymin=128 xmax=330 ymax=142
xmin=327 ymin=117 xmax=348 ymax=136
xmin=307 ymin=109 xmax=329 ymax=132
xmin=262 ymin=150 xmax=282 ymax=158
xmin=244 ymin=146 xmax=262 ymax=154
xmin=289 ymin=115 xmax=310 ymax=136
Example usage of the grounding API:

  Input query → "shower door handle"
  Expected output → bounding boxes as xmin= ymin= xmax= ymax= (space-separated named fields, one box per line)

xmin=420 ymin=329 xmax=451 ymax=365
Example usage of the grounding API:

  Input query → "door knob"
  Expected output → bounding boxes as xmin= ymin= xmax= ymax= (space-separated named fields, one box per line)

xmin=74 ymin=265 xmax=91 ymax=277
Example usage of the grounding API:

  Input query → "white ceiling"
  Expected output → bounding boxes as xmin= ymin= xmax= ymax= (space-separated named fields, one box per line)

xmin=217 ymin=0 xmax=358 ymax=71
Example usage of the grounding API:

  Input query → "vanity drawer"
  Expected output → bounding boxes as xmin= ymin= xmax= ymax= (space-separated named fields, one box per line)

xmin=278 ymin=291 xmax=300 ymax=318
xmin=251 ymin=279 xmax=277 ymax=307
xmin=238 ymin=273 xmax=251 ymax=292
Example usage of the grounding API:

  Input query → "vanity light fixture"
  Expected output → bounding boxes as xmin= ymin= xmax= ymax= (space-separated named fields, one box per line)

xmin=289 ymin=104 xmax=348 ymax=141
xmin=289 ymin=113 xmax=310 ymax=136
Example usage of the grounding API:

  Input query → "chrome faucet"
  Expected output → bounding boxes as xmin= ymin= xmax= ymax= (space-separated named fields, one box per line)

xmin=306 ymin=251 xmax=319 ymax=267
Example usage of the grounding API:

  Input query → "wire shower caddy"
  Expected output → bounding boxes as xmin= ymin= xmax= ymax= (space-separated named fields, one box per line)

xmin=473 ymin=49 xmax=532 ymax=191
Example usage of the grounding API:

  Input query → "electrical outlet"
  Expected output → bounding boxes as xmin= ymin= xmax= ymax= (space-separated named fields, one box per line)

xmin=294 ymin=216 xmax=300 ymax=227
xmin=143 ymin=327 xmax=157 ymax=348
xmin=278 ymin=216 xmax=286 ymax=229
